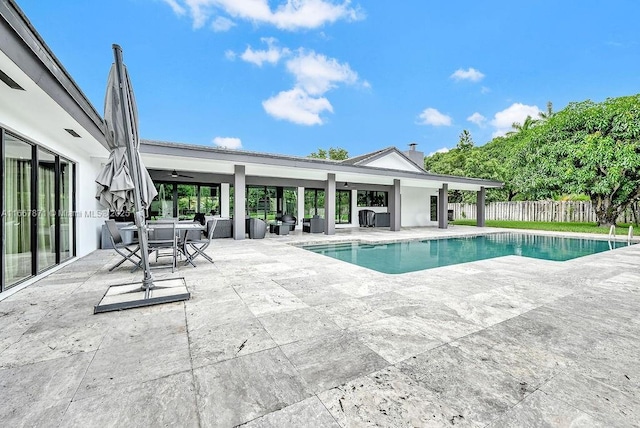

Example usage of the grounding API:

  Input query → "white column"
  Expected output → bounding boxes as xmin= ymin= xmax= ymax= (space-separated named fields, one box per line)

xmin=220 ymin=183 xmax=230 ymax=218
xmin=297 ymin=186 xmax=305 ymax=225
xmin=325 ymin=173 xmax=335 ymax=235
xmin=233 ymin=165 xmax=245 ymax=240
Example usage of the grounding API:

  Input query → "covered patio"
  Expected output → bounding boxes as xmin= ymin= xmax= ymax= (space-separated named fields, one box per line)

xmin=1 ymin=226 xmax=638 ymax=427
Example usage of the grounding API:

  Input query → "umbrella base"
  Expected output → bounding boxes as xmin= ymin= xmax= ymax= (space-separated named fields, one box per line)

xmin=94 ymin=277 xmax=190 ymax=314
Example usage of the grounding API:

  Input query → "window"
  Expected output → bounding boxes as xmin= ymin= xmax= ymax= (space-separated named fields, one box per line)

xmin=430 ymin=195 xmax=438 ymax=221
xmin=357 ymin=190 xmax=388 ymax=207
xmin=150 ymin=182 xmax=221 ymax=220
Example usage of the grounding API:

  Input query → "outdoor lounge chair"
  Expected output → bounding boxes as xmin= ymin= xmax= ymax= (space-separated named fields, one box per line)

xmin=184 ymin=218 xmax=217 ymax=264
xmin=105 ymin=219 xmax=141 ymax=271
xmin=281 ymin=213 xmax=297 ymax=231
xmin=247 ymin=218 xmax=267 ymax=239
xmin=303 ymin=215 xmax=324 ymax=233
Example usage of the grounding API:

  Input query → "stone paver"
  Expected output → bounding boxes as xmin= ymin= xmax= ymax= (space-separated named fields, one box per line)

xmin=0 ymin=226 xmax=639 ymax=427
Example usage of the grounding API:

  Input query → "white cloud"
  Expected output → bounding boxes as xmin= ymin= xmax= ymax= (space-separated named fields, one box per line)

xmin=450 ymin=67 xmax=485 ymax=82
xmin=262 ymin=87 xmax=333 ymax=125
xmin=240 ymin=38 xmax=290 ymax=66
xmin=212 ymin=137 xmax=243 ymax=149
xmin=481 ymin=86 xmax=491 ymax=94
xmin=428 ymin=147 xmax=450 ymax=157
xmin=224 ymin=50 xmax=236 ymax=60
xmin=490 ymin=103 xmax=541 ymax=137
xmin=286 ymin=50 xmax=358 ymax=95
xmin=417 ymin=108 xmax=452 ymax=127
xmin=165 ymin=0 xmax=363 ymax=31
xmin=211 ymin=16 xmax=236 ymax=31
xmin=467 ymin=112 xmax=486 ymax=126
xmin=162 ymin=0 xmax=186 ymax=16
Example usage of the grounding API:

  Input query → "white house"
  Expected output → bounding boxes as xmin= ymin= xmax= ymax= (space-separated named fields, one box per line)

xmin=0 ymin=0 xmax=501 ymax=292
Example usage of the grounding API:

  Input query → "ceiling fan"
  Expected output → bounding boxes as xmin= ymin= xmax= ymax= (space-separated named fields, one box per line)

xmin=168 ymin=169 xmax=194 ymax=179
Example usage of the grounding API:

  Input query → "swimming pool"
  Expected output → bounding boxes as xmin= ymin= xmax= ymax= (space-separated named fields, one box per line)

xmin=302 ymin=233 xmax=633 ymax=274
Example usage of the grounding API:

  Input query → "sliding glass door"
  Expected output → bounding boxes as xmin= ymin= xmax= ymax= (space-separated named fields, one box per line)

xmin=3 ymin=134 xmax=33 ymax=286
xmin=1 ymin=131 xmax=76 ymax=291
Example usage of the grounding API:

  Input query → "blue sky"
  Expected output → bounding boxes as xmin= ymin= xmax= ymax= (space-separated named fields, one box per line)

xmin=17 ymin=0 xmax=640 ymax=157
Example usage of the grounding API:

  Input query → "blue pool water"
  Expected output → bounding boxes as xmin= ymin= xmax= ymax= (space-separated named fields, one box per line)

xmin=302 ymin=233 xmax=633 ymax=274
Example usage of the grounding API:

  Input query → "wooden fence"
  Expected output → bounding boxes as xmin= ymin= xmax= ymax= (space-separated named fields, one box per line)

xmin=448 ymin=201 xmax=638 ymax=224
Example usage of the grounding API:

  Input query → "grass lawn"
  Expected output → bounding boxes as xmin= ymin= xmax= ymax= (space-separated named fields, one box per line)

xmin=451 ymin=219 xmax=634 ymax=235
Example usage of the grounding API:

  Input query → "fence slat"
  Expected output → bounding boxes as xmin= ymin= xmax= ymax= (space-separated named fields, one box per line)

xmin=447 ymin=201 xmax=637 ymax=223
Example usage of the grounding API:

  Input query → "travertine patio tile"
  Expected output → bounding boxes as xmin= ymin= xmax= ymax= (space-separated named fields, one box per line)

xmin=540 ymin=368 xmax=640 ymax=427
xmin=0 ymin=352 xmax=94 ymax=427
xmin=257 ymin=307 xmax=340 ymax=345
xmin=318 ymin=366 xmax=471 ymax=427
xmin=280 ymin=330 xmax=389 ymax=393
xmin=189 ymin=318 xmax=277 ymax=368
xmin=313 ymin=297 xmax=390 ymax=329
xmin=398 ymin=344 xmax=529 ymax=426
xmin=75 ymin=329 xmax=191 ymax=400
xmin=349 ymin=316 xmax=443 ymax=364
xmin=233 ymin=281 xmax=308 ymax=316
xmin=239 ymin=396 xmax=339 ymax=428
xmin=62 ymin=371 xmax=199 ymax=427
xmin=194 ymin=347 xmax=311 ymax=427
xmin=485 ymin=389 xmax=606 ymax=428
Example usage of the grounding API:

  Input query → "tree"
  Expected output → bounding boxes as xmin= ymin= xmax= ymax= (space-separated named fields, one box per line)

xmin=515 ymin=95 xmax=640 ymax=226
xmin=507 ymin=115 xmax=538 ymax=135
xmin=538 ymin=101 xmax=554 ymax=120
xmin=308 ymin=147 xmax=349 ymax=160
xmin=457 ymin=130 xmax=474 ymax=150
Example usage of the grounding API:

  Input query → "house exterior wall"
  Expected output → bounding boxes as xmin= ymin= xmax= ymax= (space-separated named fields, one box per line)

xmin=1 ymin=115 xmax=107 ymax=259
xmin=400 ymin=186 xmax=438 ymax=227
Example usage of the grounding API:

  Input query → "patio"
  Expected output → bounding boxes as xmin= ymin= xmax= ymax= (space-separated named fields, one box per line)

xmin=0 ymin=226 xmax=639 ymax=427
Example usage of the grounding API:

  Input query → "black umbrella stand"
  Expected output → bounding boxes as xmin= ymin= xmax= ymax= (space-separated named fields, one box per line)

xmin=94 ymin=45 xmax=190 ymax=313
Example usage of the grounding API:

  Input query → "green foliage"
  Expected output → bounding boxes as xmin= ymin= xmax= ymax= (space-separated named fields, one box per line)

xmin=309 ymin=147 xmax=349 ymax=160
xmin=515 ymin=95 xmax=640 ymax=225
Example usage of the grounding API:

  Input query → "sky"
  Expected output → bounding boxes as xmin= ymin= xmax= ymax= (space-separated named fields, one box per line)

xmin=16 ymin=0 xmax=640 ymax=157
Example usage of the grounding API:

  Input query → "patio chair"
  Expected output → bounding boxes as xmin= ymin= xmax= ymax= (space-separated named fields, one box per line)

xmin=303 ymin=215 xmax=324 ymax=233
xmin=147 ymin=220 xmax=178 ymax=272
xmin=105 ymin=219 xmax=142 ymax=272
xmin=247 ymin=218 xmax=267 ymax=239
xmin=184 ymin=218 xmax=217 ymax=264
xmin=281 ymin=213 xmax=297 ymax=231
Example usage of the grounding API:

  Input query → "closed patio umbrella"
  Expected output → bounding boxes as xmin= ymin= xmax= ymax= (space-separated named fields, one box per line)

xmin=94 ymin=45 xmax=189 ymax=313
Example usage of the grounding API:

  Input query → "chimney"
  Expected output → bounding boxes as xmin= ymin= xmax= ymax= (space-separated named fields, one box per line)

xmin=403 ymin=143 xmax=425 ymax=169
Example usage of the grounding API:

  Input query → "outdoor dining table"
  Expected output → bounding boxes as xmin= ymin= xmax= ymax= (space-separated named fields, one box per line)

xmin=121 ymin=222 xmax=205 ymax=268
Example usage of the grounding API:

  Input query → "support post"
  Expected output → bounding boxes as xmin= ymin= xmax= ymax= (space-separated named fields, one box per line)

xmin=297 ymin=187 xmax=305 ymax=227
xmin=438 ymin=184 xmax=448 ymax=229
xmin=325 ymin=173 xmax=336 ymax=235
xmin=220 ymin=183 xmax=230 ymax=217
xmin=477 ymin=186 xmax=486 ymax=227
xmin=389 ymin=179 xmax=401 ymax=231
xmin=233 ymin=165 xmax=245 ymax=240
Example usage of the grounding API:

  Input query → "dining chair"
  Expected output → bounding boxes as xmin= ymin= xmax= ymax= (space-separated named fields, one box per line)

xmin=105 ymin=219 xmax=141 ymax=272
xmin=184 ymin=218 xmax=217 ymax=264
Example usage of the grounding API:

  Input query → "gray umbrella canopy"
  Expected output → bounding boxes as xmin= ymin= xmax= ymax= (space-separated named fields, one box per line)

xmin=96 ymin=62 xmax=157 ymax=213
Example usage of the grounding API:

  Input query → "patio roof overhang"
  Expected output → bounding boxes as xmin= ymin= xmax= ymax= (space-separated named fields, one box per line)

xmin=0 ymin=1 xmax=107 ymax=155
xmin=140 ymin=140 xmax=503 ymax=192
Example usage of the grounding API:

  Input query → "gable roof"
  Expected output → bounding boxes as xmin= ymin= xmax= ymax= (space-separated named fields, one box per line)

xmin=342 ymin=146 xmax=425 ymax=172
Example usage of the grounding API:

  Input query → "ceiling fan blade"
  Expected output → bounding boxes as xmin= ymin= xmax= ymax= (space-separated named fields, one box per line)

xmin=178 ymin=174 xmax=194 ymax=178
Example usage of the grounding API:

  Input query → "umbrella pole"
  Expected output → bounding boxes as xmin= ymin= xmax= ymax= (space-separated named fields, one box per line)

xmin=112 ymin=44 xmax=154 ymax=295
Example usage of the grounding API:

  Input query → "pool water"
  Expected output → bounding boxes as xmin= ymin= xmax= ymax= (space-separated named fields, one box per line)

xmin=302 ymin=233 xmax=633 ymax=274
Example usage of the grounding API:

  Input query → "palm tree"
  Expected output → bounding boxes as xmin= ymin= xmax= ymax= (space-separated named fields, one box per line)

xmin=507 ymin=115 xmax=537 ymax=135
xmin=538 ymin=101 xmax=554 ymax=120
